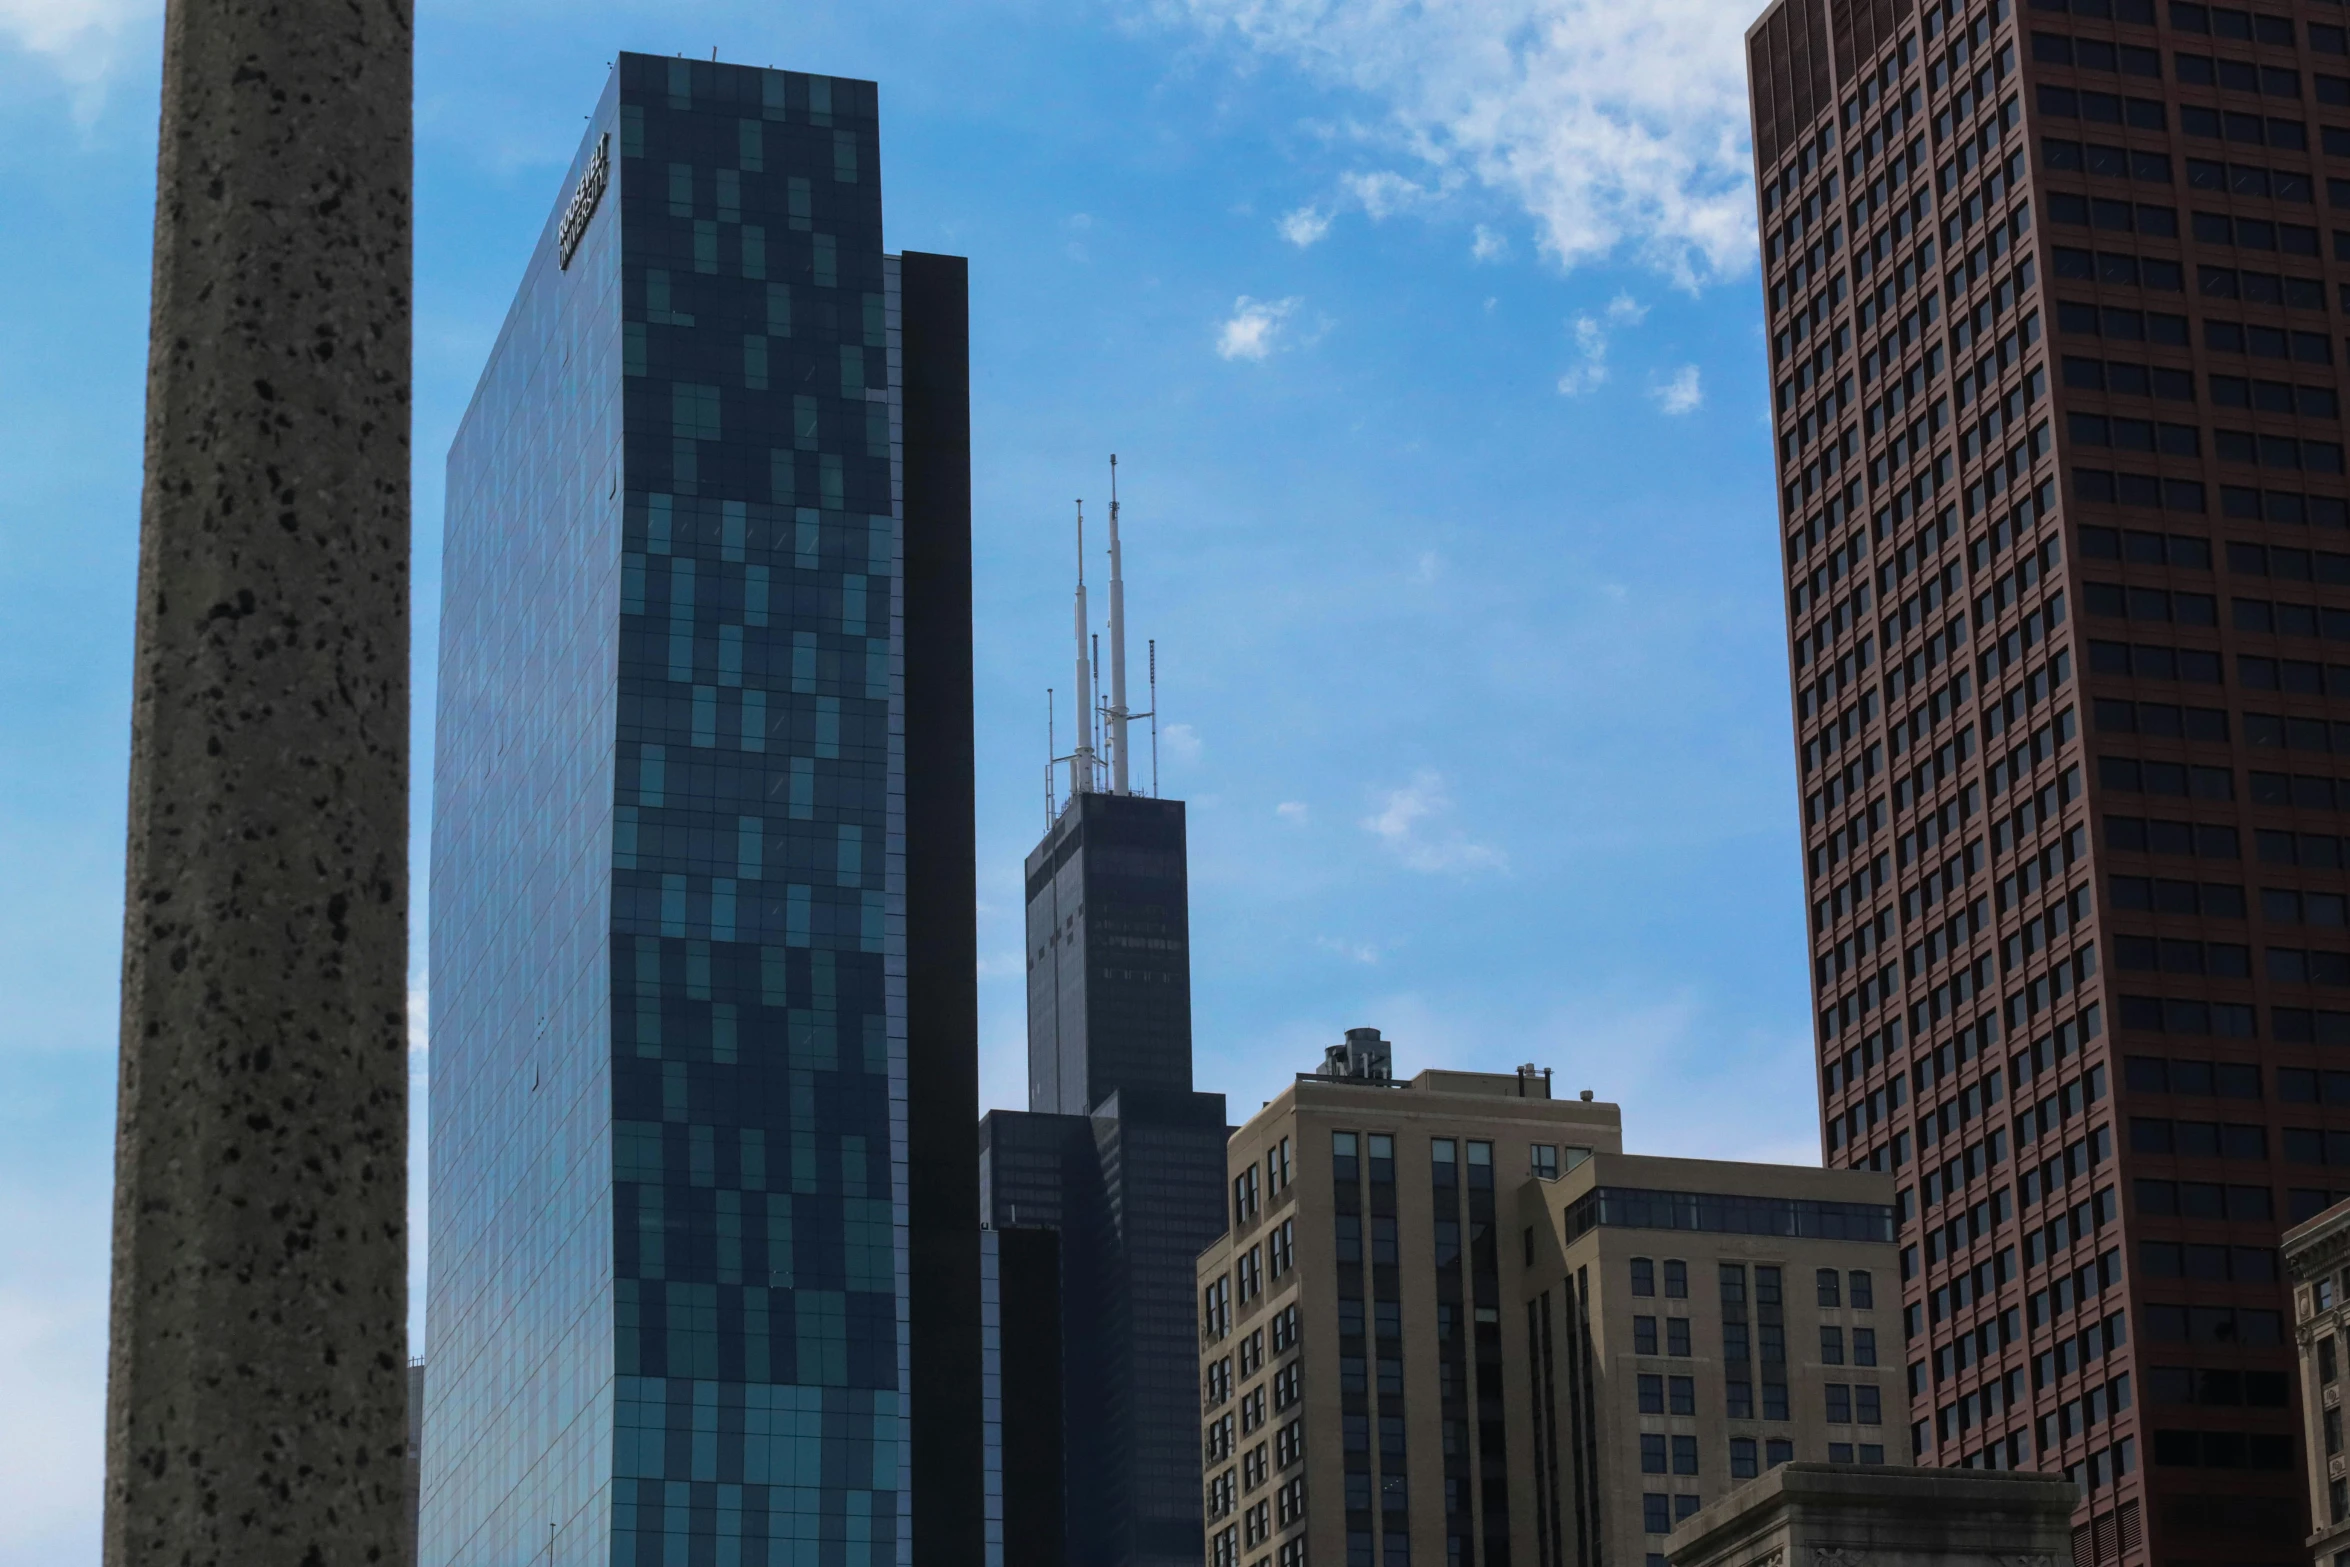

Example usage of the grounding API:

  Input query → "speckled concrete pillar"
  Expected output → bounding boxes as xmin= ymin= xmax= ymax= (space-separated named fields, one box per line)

xmin=104 ymin=1 xmax=412 ymax=1563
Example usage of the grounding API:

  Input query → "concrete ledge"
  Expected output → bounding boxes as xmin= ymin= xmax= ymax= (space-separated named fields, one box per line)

xmin=1669 ymin=1465 xmax=2079 ymax=1567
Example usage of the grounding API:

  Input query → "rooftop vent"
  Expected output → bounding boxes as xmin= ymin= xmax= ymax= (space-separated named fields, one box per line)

xmin=1322 ymin=1027 xmax=1393 ymax=1082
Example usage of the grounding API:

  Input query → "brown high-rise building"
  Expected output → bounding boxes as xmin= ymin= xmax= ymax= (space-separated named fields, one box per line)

xmin=1747 ymin=0 xmax=2350 ymax=1560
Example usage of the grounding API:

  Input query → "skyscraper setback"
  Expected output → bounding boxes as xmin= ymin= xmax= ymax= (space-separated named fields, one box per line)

xmin=1748 ymin=0 xmax=2350 ymax=1558
xmin=421 ymin=56 xmax=981 ymax=1566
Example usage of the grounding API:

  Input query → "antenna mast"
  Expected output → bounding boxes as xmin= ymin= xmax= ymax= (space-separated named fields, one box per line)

xmin=1107 ymin=454 xmax=1131 ymax=794
xmin=1149 ymin=639 xmax=1160 ymax=798
xmin=1071 ymin=502 xmax=1095 ymax=799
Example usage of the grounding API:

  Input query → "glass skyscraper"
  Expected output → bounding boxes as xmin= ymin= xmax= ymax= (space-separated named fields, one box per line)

xmin=422 ymin=54 xmax=980 ymax=1567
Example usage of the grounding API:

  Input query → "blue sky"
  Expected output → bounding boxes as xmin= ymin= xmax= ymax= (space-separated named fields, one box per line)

xmin=0 ymin=0 xmax=1801 ymax=1555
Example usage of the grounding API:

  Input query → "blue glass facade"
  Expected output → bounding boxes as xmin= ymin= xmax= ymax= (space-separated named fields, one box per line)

xmin=425 ymin=55 xmax=978 ymax=1567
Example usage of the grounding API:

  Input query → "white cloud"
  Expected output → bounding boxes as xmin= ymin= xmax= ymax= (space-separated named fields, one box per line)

xmin=1360 ymin=769 xmax=1505 ymax=874
xmin=1216 ymin=296 xmax=1303 ymax=361
xmin=1556 ymin=292 xmax=1644 ymax=397
xmin=1316 ymin=935 xmax=1386 ymax=965
xmin=1162 ymin=721 xmax=1205 ymax=762
xmin=408 ymin=973 xmax=429 ymax=1060
xmin=0 ymin=0 xmax=155 ymax=115
xmin=0 ymin=1182 xmax=107 ymax=1563
xmin=1651 ymin=364 xmax=1704 ymax=414
xmin=1342 ymin=168 xmax=1444 ymax=219
xmin=1471 ymin=224 xmax=1510 ymax=262
xmin=1276 ymin=800 xmax=1310 ymax=822
xmin=1156 ymin=0 xmax=1759 ymax=283
xmin=1279 ymin=205 xmax=1333 ymax=247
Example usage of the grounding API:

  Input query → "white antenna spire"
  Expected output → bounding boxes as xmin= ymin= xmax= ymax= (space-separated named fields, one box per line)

xmin=1071 ymin=502 xmax=1095 ymax=799
xmin=1107 ymin=454 xmax=1130 ymax=794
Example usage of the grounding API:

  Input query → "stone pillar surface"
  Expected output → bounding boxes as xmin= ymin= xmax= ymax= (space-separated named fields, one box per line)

xmin=104 ymin=0 xmax=413 ymax=1561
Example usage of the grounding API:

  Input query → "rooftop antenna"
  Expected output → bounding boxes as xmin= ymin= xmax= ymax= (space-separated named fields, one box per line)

xmin=1046 ymin=687 xmax=1056 ymax=828
xmin=1091 ymin=633 xmax=1104 ymax=793
xmin=1148 ymin=639 xmax=1160 ymax=798
xmin=1107 ymin=454 xmax=1131 ymax=794
xmin=1070 ymin=502 xmax=1095 ymax=799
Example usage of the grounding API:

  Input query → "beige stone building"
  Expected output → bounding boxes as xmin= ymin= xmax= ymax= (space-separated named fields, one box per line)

xmin=2283 ymin=1197 xmax=2350 ymax=1567
xmin=1196 ymin=1031 xmax=1903 ymax=1567
xmin=1520 ymin=1153 xmax=1906 ymax=1567
xmin=1664 ymin=1465 xmax=2076 ymax=1567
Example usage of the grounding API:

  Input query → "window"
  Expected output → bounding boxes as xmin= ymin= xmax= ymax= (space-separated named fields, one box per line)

xmin=1828 ymin=1383 xmax=1855 ymax=1423
xmin=1671 ymin=1376 xmax=1696 ymax=1416
xmin=1768 ymin=1438 xmax=1795 ymax=1467
xmin=1818 ymin=1267 xmax=1843 ymax=1307
xmin=1639 ymin=1374 xmax=1665 ymax=1414
xmin=1765 ymin=1381 xmax=1791 ymax=1421
xmin=1635 ymin=1316 xmax=1660 ymax=1355
xmin=1673 ymin=1435 xmax=1700 ymax=1475
xmin=1235 ymin=1165 xmax=1260 ymax=1226
xmin=1632 ymin=1257 xmax=1656 ymax=1296
xmin=1855 ymin=1327 xmax=1879 ymax=1366
xmin=1720 ymin=1263 xmax=1747 ymax=1306
xmin=1668 ymin=1319 xmax=1692 ymax=1356
xmin=1664 ymin=1259 xmax=1689 ymax=1298
xmin=1644 ymin=1494 xmax=1671 ymax=1534
xmin=1204 ymin=1275 xmax=1233 ymax=1341
xmin=1641 ymin=1433 xmax=1668 ymax=1474
xmin=1731 ymin=1437 xmax=1759 ymax=1478
xmin=1823 ymin=1325 xmax=1847 ymax=1364
xmin=1859 ymin=1384 xmax=1884 ymax=1424
xmin=1727 ymin=1379 xmax=1754 ymax=1419
xmin=1531 ymin=1143 xmax=1560 ymax=1179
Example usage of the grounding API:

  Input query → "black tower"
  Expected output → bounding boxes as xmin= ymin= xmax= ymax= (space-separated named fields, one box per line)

xmin=981 ymin=788 xmax=1227 ymax=1567
xmin=1026 ymin=792 xmax=1196 ymax=1114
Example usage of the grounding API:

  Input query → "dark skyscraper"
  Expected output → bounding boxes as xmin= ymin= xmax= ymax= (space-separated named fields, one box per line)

xmin=1026 ymin=791 xmax=1196 ymax=1115
xmin=1750 ymin=1 xmax=2350 ymax=1560
xmin=423 ymin=55 xmax=980 ymax=1567
xmin=978 ymin=497 xmax=1228 ymax=1567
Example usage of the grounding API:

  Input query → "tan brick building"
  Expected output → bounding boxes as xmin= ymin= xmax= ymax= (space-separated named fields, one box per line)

xmin=2283 ymin=1196 xmax=2350 ymax=1567
xmin=1196 ymin=1032 xmax=1902 ymax=1567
